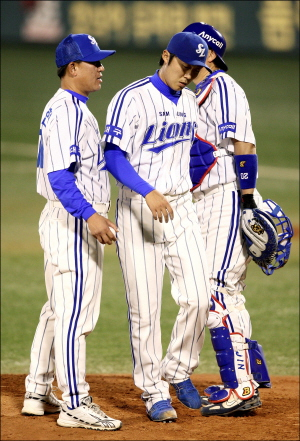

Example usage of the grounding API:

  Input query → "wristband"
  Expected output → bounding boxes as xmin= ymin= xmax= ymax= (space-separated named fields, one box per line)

xmin=234 ymin=154 xmax=258 ymax=190
xmin=241 ymin=193 xmax=257 ymax=209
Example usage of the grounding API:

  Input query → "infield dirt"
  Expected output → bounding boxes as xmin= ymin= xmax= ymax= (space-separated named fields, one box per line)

xmin=1 ymin=374 xmax=299 ymax=440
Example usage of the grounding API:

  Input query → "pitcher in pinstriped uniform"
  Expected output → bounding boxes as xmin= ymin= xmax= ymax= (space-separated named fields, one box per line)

xmin=102 ymin=32 xmax=212 ymax=423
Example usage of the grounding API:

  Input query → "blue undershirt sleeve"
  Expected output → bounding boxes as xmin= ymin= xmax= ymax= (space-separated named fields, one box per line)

xmin=48 ymin=167 xmax=96 ymax=221
xmin=104 ymin=142 xmax=155 ymax=197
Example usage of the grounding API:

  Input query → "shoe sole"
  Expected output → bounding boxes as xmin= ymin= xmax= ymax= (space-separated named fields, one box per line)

xmin=21 ymin=405 xmax=61 ymax=416
xmin=147 ymin=410 xmax=177 ymax=422
xmin=21 ymin=407 xmax=44 ymax=416
xmin=201 ymin=396 xmax=262 ymax=416
xmin=147 ymin=416 xmax=177 ymax=423
xmin=57 ymin=418 xmax=122 ymax=430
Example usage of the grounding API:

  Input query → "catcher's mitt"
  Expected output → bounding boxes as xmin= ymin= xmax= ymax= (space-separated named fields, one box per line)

xmin=241 ymin=208 xmax=278 ymax=268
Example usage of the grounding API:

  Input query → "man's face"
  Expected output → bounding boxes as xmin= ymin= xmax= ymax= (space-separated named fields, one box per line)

xmin=159 ymin=51 xmax=202 ymax=91
xmin=72 ymin=60 xmax=105 ymax=96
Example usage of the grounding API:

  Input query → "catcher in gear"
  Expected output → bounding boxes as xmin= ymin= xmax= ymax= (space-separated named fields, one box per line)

xmin=182 ymin=22 xmax=293 ymax=417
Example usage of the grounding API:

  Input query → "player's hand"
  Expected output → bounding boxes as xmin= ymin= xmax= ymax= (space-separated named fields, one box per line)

xmin=145 ymin=190 xmax=174 ymax=223
xmin=87 ymin=213 xmax=118 ymax=245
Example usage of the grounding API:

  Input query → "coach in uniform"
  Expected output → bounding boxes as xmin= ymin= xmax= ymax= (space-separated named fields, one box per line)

xmin=21 ymin=33 xmax=122 ymax=431
xmin=183 ymin=22 xmax=272 ymax=416
xmin=102 ymin=32 xmax=211 ymax=422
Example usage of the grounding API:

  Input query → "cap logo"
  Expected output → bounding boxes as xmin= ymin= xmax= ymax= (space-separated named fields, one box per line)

xmin=88 ymin=35 xmax=98 ymax=46
xmin=196 ymin=43 xmax=206 ymax=57
xmin=198 ymin=31 xmax=223 ymax=49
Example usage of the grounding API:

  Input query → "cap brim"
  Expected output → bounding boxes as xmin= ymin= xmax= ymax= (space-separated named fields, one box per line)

xmin=82 ymin=50 xmax=116 ymax=62
xmin=177 ymin=56 xmax=212 ymax=73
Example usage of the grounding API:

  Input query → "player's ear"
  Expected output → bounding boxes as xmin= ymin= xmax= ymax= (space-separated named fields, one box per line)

xmin=161 ymin=50 xmax=170 ymax=65
xmin=207 ymin=49 xmax=217 ymax=63
xmin=67 ymin=62 xmax=78 ymax=77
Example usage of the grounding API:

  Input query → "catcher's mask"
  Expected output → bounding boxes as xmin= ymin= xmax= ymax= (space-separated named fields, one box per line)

xmin=260 ymin=199 xmax=294 ymax=275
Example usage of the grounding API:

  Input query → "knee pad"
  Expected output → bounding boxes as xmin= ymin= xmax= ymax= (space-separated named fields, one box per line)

xmin=207 ymin=291 xmax=247 ymax=331
xmin=206 ymin=311 xmax=223 ymax=329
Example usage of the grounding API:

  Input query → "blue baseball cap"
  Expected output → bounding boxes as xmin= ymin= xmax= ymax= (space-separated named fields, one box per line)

xmin=182 ymin=22 xmax=228 ymax=71
xmin=166 ymin=32 xmax=211 ymax=72
xmin=56 ymin=34 xmax=116 ymax=68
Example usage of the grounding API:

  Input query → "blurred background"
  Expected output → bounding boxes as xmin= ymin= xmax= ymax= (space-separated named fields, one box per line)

xmin=1 ymin=1 xmax=299 ymax=376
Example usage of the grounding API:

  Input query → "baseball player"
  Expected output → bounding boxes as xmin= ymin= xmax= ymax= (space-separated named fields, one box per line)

xmin=101 ymin=32 xmax=212 ymax=422
xmin=182 ymin=22 xmax=272 ymax=416
xmin=21 ymin=33 xmax=122 ymax=431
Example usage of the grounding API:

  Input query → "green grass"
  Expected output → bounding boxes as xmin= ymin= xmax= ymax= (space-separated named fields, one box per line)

xmin=1 ymin=243 xmax=299 ymax=375
xmin=1 ymin=44 xmax=299 ymax=376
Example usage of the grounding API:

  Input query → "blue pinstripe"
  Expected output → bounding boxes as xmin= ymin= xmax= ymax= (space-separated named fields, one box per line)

xmin=66 ymin=218 xmax=84 ymax=408
xmin=64 ymin=100 xmax=84 ymax=408
xmin=72 ymin=96 xmax=83 ymax=154
xmin=220 ymin=77 xmax=229 ymax=123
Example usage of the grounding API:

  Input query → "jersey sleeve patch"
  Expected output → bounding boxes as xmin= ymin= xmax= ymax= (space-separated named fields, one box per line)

xmin=70 ymin=144 xmax=81 ymax=162
xmin=104 ymin=124 xmax=123 ymax=139
xmin=218 ymin=122 xmax=236 ymax=136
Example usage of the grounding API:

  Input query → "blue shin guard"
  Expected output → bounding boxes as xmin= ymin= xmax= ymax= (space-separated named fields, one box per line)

xmin=207 ymin=327 xmax=257 ymax=402
xmin=210 ymin=327 xmax=238 ymax=389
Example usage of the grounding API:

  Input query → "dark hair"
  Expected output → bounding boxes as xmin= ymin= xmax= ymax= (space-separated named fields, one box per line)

xmin=212 ymin=55 xmax=224 ymax=70
xmin=208 ymin=46 xmax=226 ymax=71
xmin=57 ymin=60 xmax=82 ymax=78
xmin=57 ymin=65 xmax=68 ymax=78
xmin=159 ymin=53 xmax=175 ymax=66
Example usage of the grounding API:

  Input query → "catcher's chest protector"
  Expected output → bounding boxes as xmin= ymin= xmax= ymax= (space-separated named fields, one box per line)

xmin=190 ymin=72 xmax=227 ymax=190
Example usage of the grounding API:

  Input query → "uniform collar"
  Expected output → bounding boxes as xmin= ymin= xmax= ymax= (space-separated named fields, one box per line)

xmin=64 ymin=89 xmax=89 ymax=104
xmin=150 ymin=70 xmax=181 ymax=104
xmin=195 ymin=69 xmax=225 ymax=90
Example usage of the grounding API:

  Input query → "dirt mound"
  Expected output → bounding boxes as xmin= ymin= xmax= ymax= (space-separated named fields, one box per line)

xmin=1 ymin=374 xmax=299 ymax=440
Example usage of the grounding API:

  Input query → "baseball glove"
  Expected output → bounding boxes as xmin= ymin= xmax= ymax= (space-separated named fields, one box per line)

xmin=241 ymin=208 xmax=278 ymax=268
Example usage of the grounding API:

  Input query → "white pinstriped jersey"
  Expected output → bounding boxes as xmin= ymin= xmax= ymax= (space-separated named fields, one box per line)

xmin=101 ymin=75 xmax=198 ymax=195
xmin=195 ymin=72 xmax=256 ymax=192
xmin=37 ymin=88 xmax=110 ymax=203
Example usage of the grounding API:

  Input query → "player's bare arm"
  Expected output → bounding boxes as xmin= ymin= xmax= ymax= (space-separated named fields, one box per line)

xmin=87 ymin=213 xmax=118 ymax=245
xmin=145 ymin=190 xmax=174 ymax=223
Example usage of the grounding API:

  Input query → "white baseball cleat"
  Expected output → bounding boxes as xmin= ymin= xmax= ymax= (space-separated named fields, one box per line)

xmin=57 ymin=396 xmax=122 ymax=431
xmin=21 ymin=390 xmax=63 ymax=415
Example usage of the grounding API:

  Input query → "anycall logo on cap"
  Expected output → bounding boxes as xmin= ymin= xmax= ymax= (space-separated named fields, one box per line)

xmin=198 ymin=31 xmax=224 ymax=48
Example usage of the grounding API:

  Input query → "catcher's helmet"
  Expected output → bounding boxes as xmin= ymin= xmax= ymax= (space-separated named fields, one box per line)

xmin=260 ymin=199 xmax=294 ymax=275
xmin=182 ymin=22 xmax=228 ymax=71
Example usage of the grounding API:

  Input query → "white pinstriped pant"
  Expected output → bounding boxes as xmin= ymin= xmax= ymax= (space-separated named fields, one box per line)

xmin=115 ymin=189 xmax=211 ymax=409
xmin=25 ymin=201 xmax=106 ymax=408
xmin=194 ymin=182 xmax=264 ymax=337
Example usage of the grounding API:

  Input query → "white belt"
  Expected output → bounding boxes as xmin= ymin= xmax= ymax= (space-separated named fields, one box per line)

xmin=48 ymin=200 xmax=110 ymax=214
xmin=193 ymin=181 xmax=237 ymax=200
